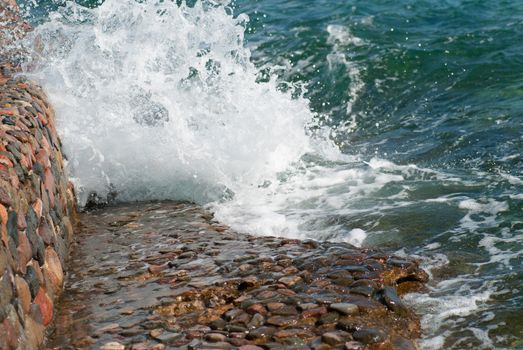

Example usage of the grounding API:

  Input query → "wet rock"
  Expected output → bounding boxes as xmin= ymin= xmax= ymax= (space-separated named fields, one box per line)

xmin=329 ymin=303 xmax=359 ymax=316
xmin=246 ymin=303 xmax=267 ymax=316
xmin=209 ymin=319 xmax=227 ymax=330
xmin=274 ymin=328 xmax=314 ymax=340
xmin=205 ymin=333 xmax=227 ymax=342
xmin=224 ymin=324 xmax=248 ymax=333
xmin=267 ymin=302 xmax=285 ymax=312
xmin=352 ymin=328 xmax=387 ymax=344
xmin=148 ymin=263 xmax=168 ymax=274
xmin=272 ymin=305 xmax=298 ymax=316
xmin=302 ymin=306 xmax=327 ymax=318
xmin=318 ymin=312 xmax=339 ymax=325
xmin=154 ymin=331 xmax=184 ymax=343
xmin=349 ymin=279 xmax=378 ymax=298
xmin=266 ymin=315 xmax=298 ymax=327
xmin=246 ymin=326 xmax=277 ymax=341
xmin=100 ymin=342 xmax=125 ymax=350
xmin=379 ymin=286 xmax=409 ymax=317
xmin=247 ymin=313 xmax=265 ymax=329
xmin=390 ymin=335 xmax=418 ymax=350
xmin=322 ymin=330 xmax=352 ymax=346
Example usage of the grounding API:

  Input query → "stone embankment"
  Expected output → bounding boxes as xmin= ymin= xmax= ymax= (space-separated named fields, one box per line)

xmin=0 ymin=1 xmax=429 ymax=349
xmin=1 ymin=1 xmax=77 ymax=348
xmin=46 ymin=202 xmax=428 ymax=350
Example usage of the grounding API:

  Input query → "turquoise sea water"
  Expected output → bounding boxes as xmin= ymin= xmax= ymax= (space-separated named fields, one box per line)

xmin=16 ymin=0 xmax=523 ymax=348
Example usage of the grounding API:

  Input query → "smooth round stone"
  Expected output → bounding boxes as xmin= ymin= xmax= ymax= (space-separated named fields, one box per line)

xmin=247 ymin=313 xmax=265 ymax=329
xmin=318 ymin=312 xmax=339 ymax=325
xmin=266 ymin=316 xmax=298 ymax=327
xmin=322 ymin=332 xmax=345 ymax=346
xmin=205 ymin=333 xmax=227 ymax=343
xmin=246 ymin=326 xmax=277 ymax=341
xmin=209 ymin=319 xmax=227 ymax=330
xmin=352 ymin=328 xmax=387 ymax=344
xmin=297 ymin=303 xmax=318 ymax=311
xmin=100 ymin=342 xmax=125 ymax=350
xmin=329 ymin=303 xmax=359 ymax=316
xmin=245 ymin=303 xmax=267 ymax=316
xmin=159 ymin=332 xmax=184 ymax=343
xmin=381 ymin=286 xmax=409 ymax=317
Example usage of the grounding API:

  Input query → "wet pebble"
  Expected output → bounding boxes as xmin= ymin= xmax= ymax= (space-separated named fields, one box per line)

xmin=329 ymin=303 xmax=359 ymax=316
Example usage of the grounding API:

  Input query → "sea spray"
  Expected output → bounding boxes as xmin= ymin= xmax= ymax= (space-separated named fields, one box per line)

xmin=23 ymin=0 xmax=317 ymax=206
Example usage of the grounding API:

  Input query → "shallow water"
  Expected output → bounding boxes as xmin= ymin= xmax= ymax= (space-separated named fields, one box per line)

xmin=13 ymin=0 xmax=523 ymax=348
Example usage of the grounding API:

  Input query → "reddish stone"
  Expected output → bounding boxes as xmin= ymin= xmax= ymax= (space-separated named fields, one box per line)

xmin=31 ymin=198 xmax=43 ymax=218
xmin=0 ymin=155 xmax=13 ymax=168
xmin=44 ymin=168 xmax=55 ymax=207
xmin=246 ymin=303 xmax=267 ymax=316
xmin=44 ymin=247 xmax=63 ymax=293
xmin=33 ymin=288 xmax=53 ymax=326
xmin=1 ymin=319 xmax=18 ymax=349
xmin=35 ymin=150 xmax=50 ymax=169
xmin=256 ymin=290 xmax=276 ymax=299
xmin=16 ymin=232 xmax=31 ymax=273
xmin=15 ymin=276 xmax=31 ymax=313
xmin=0 ymin=203 xmax=8 ymax=224
xmin=274 ymin=328 xmax=313 ymax=339
xmin=148 ymin=264 xmax=168 ymax=274
xmin=17 ymin=212 xmax=27 ymax=230
xmin=302 ymin=306 xmax=328 ymax=319
xmin=37 ymin=218 xmax=54 ymax=245
xmin=239 ymin=346 xmax=264 ymax=350
xmin=277 ymin=288 xmax=297 ymax=296
xmin=266 ymin=302 xmax=285 ymax=312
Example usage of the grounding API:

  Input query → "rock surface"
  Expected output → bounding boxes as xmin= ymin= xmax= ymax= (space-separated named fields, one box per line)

xmin=46 ymin=202 xmax=428 ymax=350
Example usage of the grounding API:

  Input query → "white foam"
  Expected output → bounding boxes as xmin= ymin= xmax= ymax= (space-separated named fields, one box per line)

xmin=25 ymin=0 xmax=319 ymax=205
xmin=344 ymin=228 xmax=367 ymax=246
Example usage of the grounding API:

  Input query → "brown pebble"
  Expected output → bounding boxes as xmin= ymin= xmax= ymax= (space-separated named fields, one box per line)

xmin=266 ymin=315 xmax=298 ymax=327
xmin=205 ymin=333 xmax=227 ymax=342
xmin=100 ymin=342 xmax=125 ymax=350
xmin=246 ymin=303 xmax=267 ymax=316
xmin=148 ymin=263 xmax=168 ymax=274
xmin=267 ymin=302 xmax=285 ymax=312
xmin=302 ymin=306 xmax=327 ymax=319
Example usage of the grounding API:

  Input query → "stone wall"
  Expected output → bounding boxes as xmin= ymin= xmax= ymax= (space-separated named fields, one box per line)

xmin=0 ymin=4 xmax=78 ymax=345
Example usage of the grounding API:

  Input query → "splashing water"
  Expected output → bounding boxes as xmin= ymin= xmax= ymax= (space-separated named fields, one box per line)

xmin=24 ymin=0 xmax=322 ymax=207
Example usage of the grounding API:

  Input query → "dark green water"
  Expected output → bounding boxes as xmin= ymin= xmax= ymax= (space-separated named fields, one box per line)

xmin=17 ymin=0 xmax=523 ymax=349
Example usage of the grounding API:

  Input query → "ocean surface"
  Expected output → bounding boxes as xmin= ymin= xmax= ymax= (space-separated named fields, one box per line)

xmin=13 ymin=0 xmax=523 ymax=348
